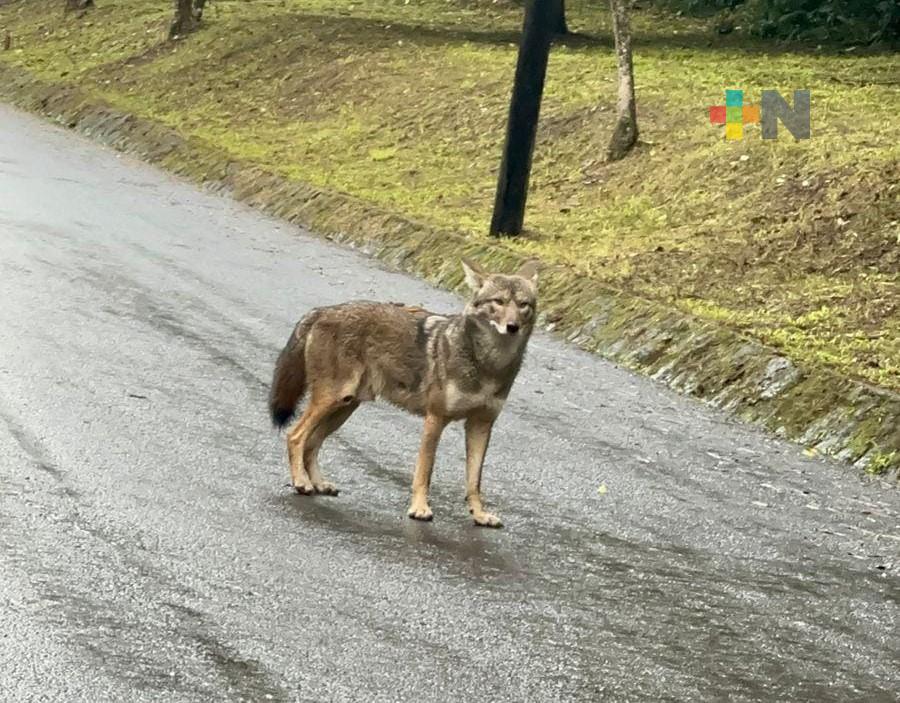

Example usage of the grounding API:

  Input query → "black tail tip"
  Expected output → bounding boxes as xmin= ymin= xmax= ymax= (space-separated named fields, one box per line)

xmin=270 ymin=407 xmax=294 ymax=429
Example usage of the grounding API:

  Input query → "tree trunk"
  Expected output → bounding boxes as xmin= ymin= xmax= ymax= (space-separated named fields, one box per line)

xmin=489 ymin=0 xmax=555 ymax=237
xmin=169 ymin=0 xmax=199 ymax=38
xmin=606 ymin=0 xmax=638 ymax=161
xmin=550 ymin=0 xmax=568 ymax=35
xmin=64 ymin=0 xmax=94 ymax=13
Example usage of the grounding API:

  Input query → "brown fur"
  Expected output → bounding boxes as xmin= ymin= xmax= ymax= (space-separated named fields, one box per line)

xmin=268 ymin=259 xmax=538 ymax=527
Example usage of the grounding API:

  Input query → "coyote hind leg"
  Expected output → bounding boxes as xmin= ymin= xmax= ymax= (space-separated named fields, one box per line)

xmin=287 ymin=394 xmax=343 ymax=494
xmin=302 ymin=402 xmax=359 ymax=495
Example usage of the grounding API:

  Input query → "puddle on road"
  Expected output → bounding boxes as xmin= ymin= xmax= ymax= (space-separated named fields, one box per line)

xmin=271 ymin=490 xmax=522 ymax=580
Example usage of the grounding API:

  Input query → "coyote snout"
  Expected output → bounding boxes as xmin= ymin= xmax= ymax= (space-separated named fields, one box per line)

xmin=268 ymin=258 xmax=538 ymax=527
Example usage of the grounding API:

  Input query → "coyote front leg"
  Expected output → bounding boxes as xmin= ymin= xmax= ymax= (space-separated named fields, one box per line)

xmin=465 ymin=416 xmax=501 ymax=528
xmin=408 ymin=414 xmax=447 ymax=521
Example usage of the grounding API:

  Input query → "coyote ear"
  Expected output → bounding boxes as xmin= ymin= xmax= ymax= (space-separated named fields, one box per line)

xmin=461 ymin=258 xmax=486 ymax=291
xmin=516 ymin=260 xmax=539 ymax=287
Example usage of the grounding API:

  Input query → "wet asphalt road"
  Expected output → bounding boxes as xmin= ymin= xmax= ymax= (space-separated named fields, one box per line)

xmin=0 ymin=103 xmax=898 ymax=702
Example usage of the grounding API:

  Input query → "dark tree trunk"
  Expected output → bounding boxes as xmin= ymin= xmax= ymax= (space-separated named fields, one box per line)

xmin=169 ymin=0 xmax=199 ymax=38
xmin=550 ymin=0 xmax=568 ymax=35
xmin=606 ymin=0 xmax=638 ymax=161
xmin=64 ymin=0 xmax=93 ymax=13
xmin=489 ymin=0 xmax=555 ymax=237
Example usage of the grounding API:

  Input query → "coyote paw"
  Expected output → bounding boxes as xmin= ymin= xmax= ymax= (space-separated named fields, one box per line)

xmin=293 ymin=480 xmax=315 ymax=495
xmin=408 ymin=504 xmax=434 ymax=521
xmin=313 ymin=481 xmax=339 ymax=496
xmin=472 ymin=511 xmax=502 ymax=528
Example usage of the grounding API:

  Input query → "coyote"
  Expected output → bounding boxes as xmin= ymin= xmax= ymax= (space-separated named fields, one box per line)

xmin=268 ymin=258 xmax=538 ymax=527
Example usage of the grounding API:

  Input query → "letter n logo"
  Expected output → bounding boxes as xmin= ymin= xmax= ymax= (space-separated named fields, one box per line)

xmin=761 ymin=90 xmax=810 ymax=140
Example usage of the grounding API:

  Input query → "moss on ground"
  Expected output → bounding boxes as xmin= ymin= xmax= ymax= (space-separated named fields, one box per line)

xmin=1 ymin=0 xmax=898 ymax=390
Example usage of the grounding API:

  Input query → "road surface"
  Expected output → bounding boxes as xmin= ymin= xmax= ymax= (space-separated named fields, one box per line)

xmin=0 ymin=104 xmax=897 ymax=702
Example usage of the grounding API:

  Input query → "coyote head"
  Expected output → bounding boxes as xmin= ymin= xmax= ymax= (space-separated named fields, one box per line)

xmin=461 ymin=258 xmax=539 ymax=337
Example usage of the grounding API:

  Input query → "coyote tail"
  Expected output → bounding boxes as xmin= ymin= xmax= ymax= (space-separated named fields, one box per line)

xmin=268 ymin=315 xmax=315 ymax=429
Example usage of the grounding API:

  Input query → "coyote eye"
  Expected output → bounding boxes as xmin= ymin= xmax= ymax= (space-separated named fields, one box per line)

xmin=518 ymin=301 xmax=532 ymax=310
xmin=491 ymin=298 xmax=505 ymax=306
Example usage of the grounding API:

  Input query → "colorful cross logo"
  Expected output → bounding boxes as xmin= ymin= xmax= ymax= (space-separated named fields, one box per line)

xmin=709 ymin=89 xmax=760 ymax=141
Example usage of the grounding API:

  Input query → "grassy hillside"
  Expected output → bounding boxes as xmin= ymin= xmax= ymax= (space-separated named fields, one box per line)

xmin=2 ymin=0 xmax=897 ymax=390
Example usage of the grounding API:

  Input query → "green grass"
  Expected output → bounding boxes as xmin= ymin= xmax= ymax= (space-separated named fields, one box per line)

xmin=2 ymin=0 xmax=898 ymax=389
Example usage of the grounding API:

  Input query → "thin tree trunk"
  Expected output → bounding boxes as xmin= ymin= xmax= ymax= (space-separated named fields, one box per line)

xmin=169 ymin=0 xmax=199 ymax=38
xmin=606 ymin=0 xmax=638 ymax=161
xmin=550 ymin=0 xmax=568 ymax=35
xmin=490 ymin=0 xmax=555 ymax=237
